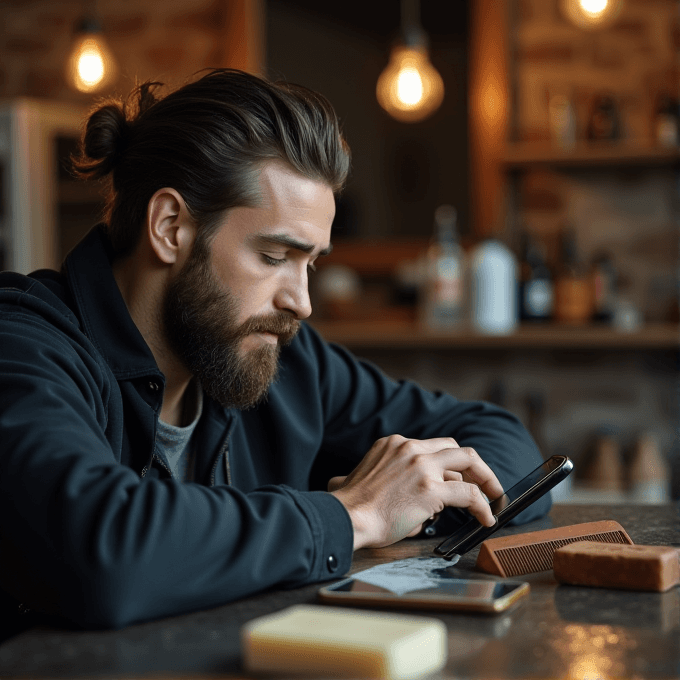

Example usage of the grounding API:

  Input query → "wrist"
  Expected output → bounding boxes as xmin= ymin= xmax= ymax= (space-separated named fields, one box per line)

xmin=330 ymin=490 xmax=374 ymax=551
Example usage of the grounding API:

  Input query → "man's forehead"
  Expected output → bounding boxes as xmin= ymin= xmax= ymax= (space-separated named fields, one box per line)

xmin=256 ymin=161 xmax=333 ymax=204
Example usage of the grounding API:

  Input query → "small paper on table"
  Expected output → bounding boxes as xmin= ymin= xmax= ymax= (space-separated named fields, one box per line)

xmin=349 ymin=555 xmax=460 ymax=596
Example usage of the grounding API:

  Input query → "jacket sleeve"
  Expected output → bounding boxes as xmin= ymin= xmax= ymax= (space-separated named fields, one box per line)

xmin=304 ymin=325 xmax=552 ymax=527
xmin=0 ymin=308 xmax=352 ymax=631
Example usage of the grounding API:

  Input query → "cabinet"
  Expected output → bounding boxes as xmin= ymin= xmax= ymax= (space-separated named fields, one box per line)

xmin=502 ymin=141 xmax=680 ymax=325
xmin=0 ymin=99 xmax=103 ymax=274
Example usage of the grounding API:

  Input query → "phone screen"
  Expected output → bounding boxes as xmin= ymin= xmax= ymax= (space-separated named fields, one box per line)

xmin=434 ymin=455 xmax=573 ymax=558
xmin=319 ymin=573 xmax=530 ymax=613
xmin=328 ymin=578 xmax=520 ymax=601
xmin=488 ymin=454 xmax=568 ymax=513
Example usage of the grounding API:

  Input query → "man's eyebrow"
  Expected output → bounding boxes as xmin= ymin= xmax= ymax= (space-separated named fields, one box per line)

xmin=252 ymin=234 xmax=333 ymax=257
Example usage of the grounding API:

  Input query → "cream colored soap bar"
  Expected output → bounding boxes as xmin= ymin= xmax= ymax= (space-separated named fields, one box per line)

xmin=241 ymin=604 xmax=447 ymax=679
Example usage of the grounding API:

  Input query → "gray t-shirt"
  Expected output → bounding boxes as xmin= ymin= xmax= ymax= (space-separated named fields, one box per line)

xmin=154 ymin=383 xmax=203 ymax=482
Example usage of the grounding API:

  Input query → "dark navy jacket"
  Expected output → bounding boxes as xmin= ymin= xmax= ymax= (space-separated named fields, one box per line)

xmin=0 ymin=226 xmax=549 ymax=632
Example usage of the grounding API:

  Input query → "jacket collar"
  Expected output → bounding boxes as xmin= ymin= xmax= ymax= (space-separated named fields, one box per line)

xmin=64 ymin=225 xmax=163 ymax=381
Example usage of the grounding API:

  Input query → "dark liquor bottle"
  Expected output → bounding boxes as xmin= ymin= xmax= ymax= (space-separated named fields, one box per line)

xmin=590 ymin=251 xmax=616 ymax=324
xmin=554 ymin=228 xmax=593 ymax=324
xmin=587 ymin=94 xmax=621 ymax=141
xmin=519 ymin=232 xmax=554 ymax=322
xmin=654 ymin=93 xmax=679 ymax=148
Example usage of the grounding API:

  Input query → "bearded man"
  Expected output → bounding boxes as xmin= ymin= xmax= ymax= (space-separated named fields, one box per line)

xmin=0 ymin=69 xmax=549 ymax=635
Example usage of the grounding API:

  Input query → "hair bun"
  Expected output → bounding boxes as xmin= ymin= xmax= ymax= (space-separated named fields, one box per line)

xmin=81 ymin=103 xmax=129 ymax=178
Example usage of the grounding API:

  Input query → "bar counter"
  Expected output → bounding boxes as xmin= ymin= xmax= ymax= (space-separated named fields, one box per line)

xmin=1 ymin=503 xmax=678 ymax=678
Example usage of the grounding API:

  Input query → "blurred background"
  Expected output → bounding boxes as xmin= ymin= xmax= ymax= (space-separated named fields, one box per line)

xmin=0 ymin=0 xmax=678 ymax=502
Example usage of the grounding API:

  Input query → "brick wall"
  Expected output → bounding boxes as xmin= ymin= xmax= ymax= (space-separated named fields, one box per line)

xmin=487 ymin=0 xmax=679 ymax=496
xmin=0 ymin=0 xmax=260 ymax=101
xmin=513 ymin=0 xmax=680 ymax=316
xmin=515 ymin=0 xmax=679 ymax=144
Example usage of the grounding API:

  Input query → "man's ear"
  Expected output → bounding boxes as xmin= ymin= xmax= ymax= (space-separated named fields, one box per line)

xmin=146 ymin=188 xmax=195 ymax=265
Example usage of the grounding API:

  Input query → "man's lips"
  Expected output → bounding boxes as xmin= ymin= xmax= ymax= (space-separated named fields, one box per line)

xmin=253 ymin=331 xmax=279 ymax=345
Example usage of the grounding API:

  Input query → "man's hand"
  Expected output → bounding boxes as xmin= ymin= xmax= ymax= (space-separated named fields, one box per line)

xmin=329 ymin=435 xmax=504 ymax=551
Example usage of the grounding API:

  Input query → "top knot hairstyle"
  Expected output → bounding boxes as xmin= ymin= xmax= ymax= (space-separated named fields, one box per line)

xmin=72 ymin=69 xmax=351 ymax=258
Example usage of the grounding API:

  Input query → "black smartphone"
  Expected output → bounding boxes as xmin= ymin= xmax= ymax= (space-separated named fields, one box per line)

xmin=434 ymin=454 xmax=573 ymax=560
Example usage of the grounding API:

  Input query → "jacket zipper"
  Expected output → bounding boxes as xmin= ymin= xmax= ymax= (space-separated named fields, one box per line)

xmin=140 ymin=453 xmax=172 ymax=478
xmin=211 ymin=440 xmax=231 ymax=486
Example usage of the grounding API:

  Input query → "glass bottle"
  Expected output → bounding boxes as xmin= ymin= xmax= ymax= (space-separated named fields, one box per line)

xmin=554 ymin=228 xmax=593 ymax=324
xmin=469 ymin=238 xmax=518 ymax=335
xmin=587 ymin=94 xmax=621 ymax=141
xmin=519 ymin=231 xmax=554 ymax=323
xmin=654 ymin=93 xmax=679 ymax=148
xmin=420 ymin=205 xmax=463 ymax=329
xmin=590 ymin=251 xmax=616 ymax=324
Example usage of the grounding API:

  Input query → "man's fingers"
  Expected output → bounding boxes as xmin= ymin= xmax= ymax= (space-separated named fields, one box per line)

xmin=441 ymin=480 xmax=496 ymax=527
xmin=442 ymin=470 xmax=463 ymax=482
xmin=381 ymin=435 xmax=460 ymax=455
xmin=433 ymin=447 xmax=504 ymax=501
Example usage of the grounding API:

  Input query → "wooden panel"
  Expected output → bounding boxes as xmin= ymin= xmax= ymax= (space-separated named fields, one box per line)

xmin=504 ymin=142 xmax=680 ymax=169
xmin=222 ymin=0 xmax=265 ymax=74
xmin=468 ymin=0 xmax=510 ymax=236
xmin=310 ymin=320 xmax=680 ymax=350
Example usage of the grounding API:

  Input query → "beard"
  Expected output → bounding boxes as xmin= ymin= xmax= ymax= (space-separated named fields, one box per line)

xmin=162 ymin=242 xmax=300 ymax=409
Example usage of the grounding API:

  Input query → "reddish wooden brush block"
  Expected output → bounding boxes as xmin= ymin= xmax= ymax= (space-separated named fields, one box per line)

xmin=553 ymin=541 xmax=680 ymax=592
xmin=476 ymin=520 xmax=633 ymax=577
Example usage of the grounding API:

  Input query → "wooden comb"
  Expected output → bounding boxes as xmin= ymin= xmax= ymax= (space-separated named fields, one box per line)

xmin=476 ymin=520 xmax=633 ymax=577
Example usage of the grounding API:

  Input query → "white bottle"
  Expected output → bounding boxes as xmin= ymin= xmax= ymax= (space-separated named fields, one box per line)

xmin=421 ymin=205 xmax=463 ymax=329
xmin=470 ymin=239 xmax=518 ymax=335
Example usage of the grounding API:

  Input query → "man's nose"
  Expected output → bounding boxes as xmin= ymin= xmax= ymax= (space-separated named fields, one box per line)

xmin=275 ymin=271 xmax=312 ymax=320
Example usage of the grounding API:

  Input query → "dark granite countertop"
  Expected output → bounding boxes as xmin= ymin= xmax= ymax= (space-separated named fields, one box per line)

xmin=1 ymin=503 xmax=678 ymax=679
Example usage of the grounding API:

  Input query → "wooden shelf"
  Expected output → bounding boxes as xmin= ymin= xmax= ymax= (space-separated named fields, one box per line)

xmin=502 ymin=142 xmax=680 ymax=170
xmin=310 ymin=320 xmax=680 ymax=350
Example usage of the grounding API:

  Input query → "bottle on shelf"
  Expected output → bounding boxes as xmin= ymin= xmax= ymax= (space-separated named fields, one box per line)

xmin=554 ymin=227 xmax=594 ymax=324
xmin=587 ymin=94 xmax=622 ymax=142
xmin=627 ymin=433 xmax=669 ymax=504
xmin=420 ymin=205 xmax=464 ymax=329
xmin=582 ymin=434 xmax=624 ymax=494
xmin=518 ymin=231 xmax=554 ymax=323
xmin=612 ymin=274 xmax=643 ymax=332
xmin=653 ymin=92 xmax=679 ymax=148
xmin=548 ymin=91 xmax=576 ymax=150
xmin=589 ymin=251 xmax=617 ymax=324
xmin=469 ymin=238 xmax=518 ymax=335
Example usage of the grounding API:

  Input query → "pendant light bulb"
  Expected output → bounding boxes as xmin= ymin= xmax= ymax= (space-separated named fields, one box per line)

xmin=376 ymin=1 xmax=444 ymax=123
xmin=66 ymin=17 xmax=117 ymax=94
xmin=377 ymin=43 xmax=444 ymax=123
xmin=560 ymin=0 xmax=622 ymax=29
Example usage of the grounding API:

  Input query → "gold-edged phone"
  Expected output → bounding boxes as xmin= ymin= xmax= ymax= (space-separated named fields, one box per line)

xmin=318 ymin=576 xmax=530 ymax=614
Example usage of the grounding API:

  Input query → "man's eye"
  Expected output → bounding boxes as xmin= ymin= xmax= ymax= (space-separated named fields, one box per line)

xmin=262 ymin=254 xmax=285 ymax=266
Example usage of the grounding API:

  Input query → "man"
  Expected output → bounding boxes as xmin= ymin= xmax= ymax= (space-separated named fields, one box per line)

xmin=0 ymin=69 xmax=549 ymax=634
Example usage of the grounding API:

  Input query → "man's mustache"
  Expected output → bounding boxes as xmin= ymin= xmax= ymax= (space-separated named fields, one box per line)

xmin=235 ymin=313 xmax=300 ymax=346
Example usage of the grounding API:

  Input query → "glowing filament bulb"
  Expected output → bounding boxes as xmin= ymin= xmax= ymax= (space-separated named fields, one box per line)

xmin=397 ymin=67 xmax=423 ymax=106
xmin=561 ymin=0 xmax=620 ymax=28
xmin=66 ymin=23 xmax=117 ymax=94
xmin=580 ymin=0 xmax=608 ymax=15
xmin=76 ymin=39 xmax=105 ymax=89
xmin=376 ymin=45 xmax=444 ymax=123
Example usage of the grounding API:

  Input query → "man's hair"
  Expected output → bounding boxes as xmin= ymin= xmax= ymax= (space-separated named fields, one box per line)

xmin=73 ymin=69 xmax=351 ymax=258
